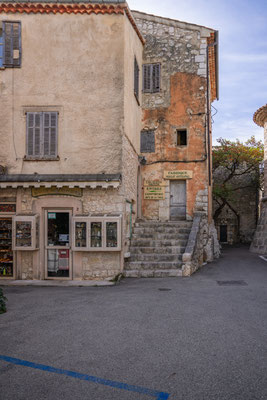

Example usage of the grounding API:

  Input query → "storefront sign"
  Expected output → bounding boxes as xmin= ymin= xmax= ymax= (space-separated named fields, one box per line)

xmin=144 ymin=186 xmax=165 ymax=200
xmin=164 ymin=170 xmax=193 ymax=180
xmin=48 ymin=213 xmax=56 ymax=219
xmin=144 ymin=180 xmax=167 ymax=187
xmin=32 ymin=187 xmax=82 ymax=197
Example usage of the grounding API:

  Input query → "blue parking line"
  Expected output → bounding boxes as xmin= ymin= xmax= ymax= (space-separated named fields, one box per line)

xmin=0 ymin=355 xmax=170 ymax=400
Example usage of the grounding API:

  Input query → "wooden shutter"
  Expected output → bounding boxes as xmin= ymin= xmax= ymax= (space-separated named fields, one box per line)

xmin=27 ymin=112 xmax=41 ymax=157
xmin=43 ymin=112 xmax=58 ymax=156
xmin=152 ymin=64 xmax=160 ymax=92
xmin=140 ymin=130 xmax=155 ymax=153
xmin=3 ymin=22 xmax=21 ymax=67
xmin=143 ymin=64 xmax=152 ymax=92
xmin=134 ymin=57 xmax=139 ymax=99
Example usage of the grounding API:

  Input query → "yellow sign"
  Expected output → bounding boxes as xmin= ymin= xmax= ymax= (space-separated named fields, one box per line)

xmin=32 ymin=187 xmax=83 ymax=197
xmin=164 ymin=170 xmax=193 ymax=180
xmin=144 ymin=180 xmax=167 ymax=187
xmin=144 ymin=186 xmax=165 ymax=200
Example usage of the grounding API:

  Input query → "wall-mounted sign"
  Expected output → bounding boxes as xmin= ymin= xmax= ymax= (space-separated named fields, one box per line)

xmin=164 ymin=170 xmax=193 ymax=180
xmin=48 ymin=213 xmax=56 ymax=219
xmin=144 ymin=186 xmax=165 ymax=200
xmin=144 ymin=180 xmax=167 ymax=187
xmin=32 ymin=187 xmax=82 ymax=197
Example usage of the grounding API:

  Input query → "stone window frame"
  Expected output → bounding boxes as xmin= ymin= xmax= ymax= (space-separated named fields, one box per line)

xmin=176 ymin=128 xmax=188 ymax=147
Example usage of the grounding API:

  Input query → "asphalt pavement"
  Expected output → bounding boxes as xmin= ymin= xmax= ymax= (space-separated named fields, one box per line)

xmin=0 ymin=245 xmax=267 ymax=400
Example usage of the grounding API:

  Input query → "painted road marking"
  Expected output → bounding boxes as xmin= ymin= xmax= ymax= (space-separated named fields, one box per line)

xmin=259 ymin=256 xmax=267 ymax=262
xmin=0 ymin=355 xmax=170 ymax=400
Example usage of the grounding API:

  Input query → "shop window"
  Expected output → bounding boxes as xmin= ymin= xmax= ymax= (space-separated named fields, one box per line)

xmin=72 ymin=216 xmax=121 ymax=251
xmin=12 ymin=215 xmax=39 ymax=250
xmin=26 ymin=112 xmax=58 ymax=159
xmin=140 ymin=130 xmax=155 ymax=153
xmin=0 ymin=218 xmax=13 ymax=277
xmin=143 ymin=63 xmax=161 ymax=93
xmin=177 ymin=129 xmax=187 ymax=146
xmin=0 ymin=21 xmax=21 ymax=68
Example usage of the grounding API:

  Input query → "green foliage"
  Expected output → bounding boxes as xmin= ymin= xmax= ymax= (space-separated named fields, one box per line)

xmin=0 ymin=288 xmax=7 ymax=314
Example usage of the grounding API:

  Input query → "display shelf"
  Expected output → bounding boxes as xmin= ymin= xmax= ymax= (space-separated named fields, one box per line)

xmin=0 ymin=217 xmax=13 ymax=277
xmin=13 ymin=215 xmax=39 ymax=250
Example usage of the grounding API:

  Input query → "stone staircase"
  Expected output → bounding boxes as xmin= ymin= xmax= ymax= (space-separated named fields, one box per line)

xmin=124 ymin=220 xmax=192 ymax=278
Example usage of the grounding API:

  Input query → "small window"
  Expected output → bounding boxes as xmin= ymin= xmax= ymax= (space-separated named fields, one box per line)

xmin=177 ymin=129 xmax=187 ymax=146
xmin=26 ymin=112 xmax=58 ymax=159
xmin=0 ymin=21 xmax=21 ymax=68
xmin=134 ymin=57 xmax=139 ymax=101
xmin=143 ymin=63 xmax=161 ymax=93
xmin=141 ymin=130 xmax=155 ymax=153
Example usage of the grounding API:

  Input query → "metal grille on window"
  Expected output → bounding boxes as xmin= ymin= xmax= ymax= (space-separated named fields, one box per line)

xmin=140 ymin=130 xmax=155 ymax=153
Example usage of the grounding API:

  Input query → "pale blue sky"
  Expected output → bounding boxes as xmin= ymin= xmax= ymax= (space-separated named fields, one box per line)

xmin=128 ymin=0 xmax=267 ymax=144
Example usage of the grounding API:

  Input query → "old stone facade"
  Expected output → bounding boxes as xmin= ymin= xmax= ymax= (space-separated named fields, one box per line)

xmin=250 ymin=105 xmax=267 ymax=254
xmin=0 ymin=2 xmax=219 ymax=281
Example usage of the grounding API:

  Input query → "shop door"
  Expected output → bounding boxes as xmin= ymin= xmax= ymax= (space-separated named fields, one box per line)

xmin=45 ymin=210 xmax=72 ymax=279
xmin=220 ymin=225 xmax=227 ymax=242
xmin=170 ymin=180 xmax=186 ymax=220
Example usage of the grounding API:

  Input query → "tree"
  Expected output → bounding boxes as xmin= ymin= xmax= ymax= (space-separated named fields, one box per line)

xmin=213 ymin=136 xmax=264 ymax=237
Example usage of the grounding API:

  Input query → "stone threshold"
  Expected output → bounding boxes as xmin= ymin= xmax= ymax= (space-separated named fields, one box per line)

xmin=0 ymin=279 xmax=115 ymax=287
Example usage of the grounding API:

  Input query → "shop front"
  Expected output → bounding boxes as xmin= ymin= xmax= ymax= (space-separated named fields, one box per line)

xmin=0 ymin=174 xmax=124 ymax=281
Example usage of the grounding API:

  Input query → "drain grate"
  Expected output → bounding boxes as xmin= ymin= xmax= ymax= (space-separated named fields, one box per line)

xmin=158 ymin=288 xmax=172 ymax=291
xmin=217 ymin=280 xmax=248 ymax=286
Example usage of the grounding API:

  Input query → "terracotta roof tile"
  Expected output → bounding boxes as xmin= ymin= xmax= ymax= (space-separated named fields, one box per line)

xmin=0 ymin=2 xmax=145 ymax=43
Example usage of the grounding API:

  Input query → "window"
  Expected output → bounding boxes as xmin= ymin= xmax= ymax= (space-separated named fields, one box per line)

xmin=143 ymin=63 xmax=160 ymax=93
xmin=26 ymin=112 xmax=58 ymax=159
xmin=134 ymin=57 xmax=139 ymax=101
xmin=177 ymin=129 xmax=187 ymax=146
xmin=0 ymin=21 xmax=21 ymax=68
xmin=140 ymin=130 xmax=155 ymax=153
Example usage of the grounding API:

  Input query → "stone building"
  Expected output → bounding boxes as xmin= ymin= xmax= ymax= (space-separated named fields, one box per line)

xmin=250 ymin=104 xmax=267 ymax=254
xmin=0 ymin=1 xmax=219 ymax=282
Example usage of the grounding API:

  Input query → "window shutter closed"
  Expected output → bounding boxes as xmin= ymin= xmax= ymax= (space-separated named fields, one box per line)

xmin=43 ymin=112 xmax=57 ymax=156
xmin=143 ymin=64 xmax=151 ymax=92
xmin=152 ymin=64 xmax=160 ymax=92
xmin=27 ymin=112 xmax=41 ymax=156
xmin=3 ymin=22 xmax=21 ymax=67
xmin=140 ymin=130 xmax=155 ymax=153
xmin=134 ymin=58 xmax=139 ymax=99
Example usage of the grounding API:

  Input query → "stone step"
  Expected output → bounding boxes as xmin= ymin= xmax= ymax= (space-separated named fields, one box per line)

xmin=130 ymin=239 xmax=188 ymax=247
xmin=132 ymin=232 xmax=189 ymax=240
xmin=125 ymin=261 xmax=183 ymax=270
xmin=135 ymin=221 xmax=192 ymax=228
xmin=133 ymin=227 xmax=191 ymax=234
xmin=129 ymin=246 xmax=186 ymax=254
xmin=124 ymin=269 xmax=182 ymax=278
xmin=129 ymin=253 xmax=182 ymax=262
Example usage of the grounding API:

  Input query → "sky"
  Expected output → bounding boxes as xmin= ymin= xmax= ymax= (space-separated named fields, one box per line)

xmin=128 ymin=0 xmax=267 ymax=145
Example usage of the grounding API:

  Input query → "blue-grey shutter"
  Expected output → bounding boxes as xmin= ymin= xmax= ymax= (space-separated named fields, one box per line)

xmin=152 ymin=64 xmax=160 ymax=92
xmin=143 ymin=64 xmax=151 ymax=92
xmin=3 ymin=22 xmax=21 ymax=67
xmin=27 ymin=112 xmax=41 ymax=156
xmin=140 ymin=130 xmax=155 ymax=153
xmin=43 ymin=112 xmax=57 ymax=156
xmin=134 ymin=57 xmax=139 ymax=99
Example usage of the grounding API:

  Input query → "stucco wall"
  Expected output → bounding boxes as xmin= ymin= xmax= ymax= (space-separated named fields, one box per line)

xmin=0 ymin=12 xmax=125 ymax=175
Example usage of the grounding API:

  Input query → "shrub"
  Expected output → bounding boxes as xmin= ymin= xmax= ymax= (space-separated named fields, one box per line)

xmin=0 ymin=288 xmax=7 ymax=314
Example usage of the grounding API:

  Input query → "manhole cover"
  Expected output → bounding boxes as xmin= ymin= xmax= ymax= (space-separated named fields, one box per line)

xmin=158 ymin=288 xmax=172 ymax=291
xmin=217 ymin=280 xmax=247 ymax=286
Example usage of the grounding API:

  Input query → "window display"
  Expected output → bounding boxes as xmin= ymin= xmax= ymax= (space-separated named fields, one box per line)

xmin=75 ymin=222 xmax=87 ymax=248
xmin=91 ymin=222 xmax=102 ymax=248
xmin=106 ymin=222 xmax=118 ymax=248
xmin=0 ymin=218 xmax=13 ymax=277
xmin=13 ymin=215 xmax=39 ymax=250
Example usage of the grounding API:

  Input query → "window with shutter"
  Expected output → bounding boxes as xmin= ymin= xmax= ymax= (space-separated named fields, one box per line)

xmin=140 ymin=130 xmax=155 ymax=153
xmin=26 ymin=112 xmax=58 ymax=159
xmin=0 ymin=25 xmax=4 ymax=68
xmin=143 ymin=63 xmax=161 ymax=93
xmin=134 ymin=57 xmax=139 ymax=101
xmin=2 ymin=21 xmax=21 ymax=68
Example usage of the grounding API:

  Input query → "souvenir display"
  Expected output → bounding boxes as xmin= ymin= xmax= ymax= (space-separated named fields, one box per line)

xmin=106 ymin=222 xmax=118 ymax=247
xmin=0 ymin=218 xmax=13 ymax=277
xmin=13 ymin=215 xmax=39 ymax=250
xmin=75 ymin=222 xmax=87 ymax=248
xmin=91 ymin=222 xmax=102 ymax=248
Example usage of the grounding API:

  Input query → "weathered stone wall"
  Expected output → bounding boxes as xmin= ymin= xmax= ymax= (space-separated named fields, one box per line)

xmin=250 ymin=199 xmax=267 ymax=254
xmin=132 ymin=12 xmax=214 ymax=220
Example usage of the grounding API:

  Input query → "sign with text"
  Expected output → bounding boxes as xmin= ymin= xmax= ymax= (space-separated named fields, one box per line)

xmin=32 ymin=187 xmax=82 ymax=197
xmin=144 ymin=180 xmax=167 ymax=187
xmin=164 ymin=170 xmax=193 ymax=180
xmin=144 ymin=186 xmax=165 ymax=200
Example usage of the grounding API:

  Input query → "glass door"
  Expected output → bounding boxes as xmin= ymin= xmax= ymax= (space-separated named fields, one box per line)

xmin=45 ymin=210 xmax=72 ymax=279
